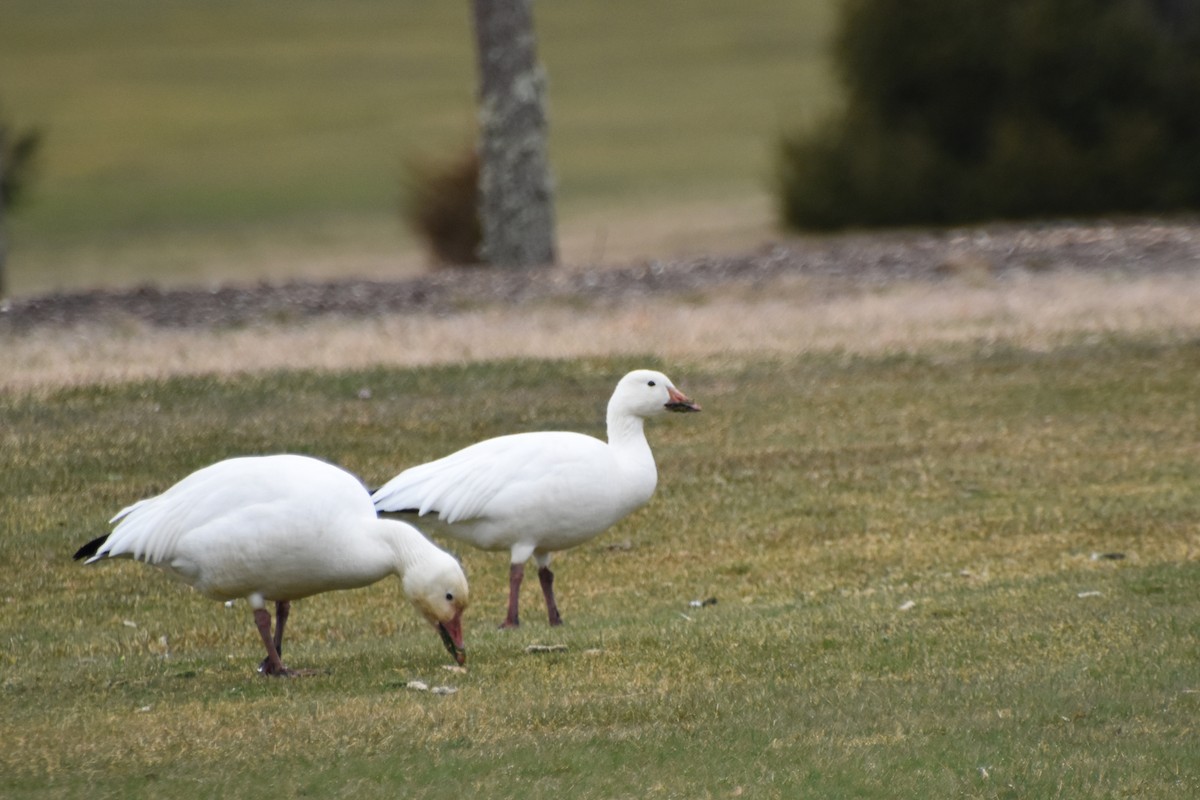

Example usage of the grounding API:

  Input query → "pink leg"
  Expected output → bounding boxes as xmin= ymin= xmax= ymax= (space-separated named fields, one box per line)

xmin=500 ymin=563 xmax=524 ymax=629
xmin=273 ymin=600 xmax=290 ymax=657
xmin=538 ymin=565 xmax=562 ymax=626
xmin=254 ymin=608 xmax=290 ymax=676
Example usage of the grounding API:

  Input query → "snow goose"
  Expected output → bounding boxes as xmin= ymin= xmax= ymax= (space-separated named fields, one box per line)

xmin=73 ymin=454 xmax=469 ymax=675
xmin=372 ymin=369 xmax=700 ymax=628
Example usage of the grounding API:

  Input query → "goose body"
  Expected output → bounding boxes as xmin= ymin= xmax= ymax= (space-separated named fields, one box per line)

xmin=390 ymin=430 xmax=655 ymax=554
xmin=75 ymin=454 xmax=469 ymax=675
xmin=373 ymin=369 xmax=700 ymax=627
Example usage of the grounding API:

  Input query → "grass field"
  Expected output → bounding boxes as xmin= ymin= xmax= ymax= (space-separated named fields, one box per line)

xmin=3 ymin=345 xmax=1198 ymax=798
xmin=0 ymin=0 xmax=836 ymax=295
xmin=6 ymin=4 xmax=1199 ymax=795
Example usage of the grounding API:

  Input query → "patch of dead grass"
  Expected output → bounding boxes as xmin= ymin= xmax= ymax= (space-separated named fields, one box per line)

xmin=5 ymin=268 xmax=1200 ymax=394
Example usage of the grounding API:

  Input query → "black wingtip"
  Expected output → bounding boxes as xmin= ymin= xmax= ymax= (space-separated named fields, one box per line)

xmin=73 ymin=534 xmax=109 ymax=562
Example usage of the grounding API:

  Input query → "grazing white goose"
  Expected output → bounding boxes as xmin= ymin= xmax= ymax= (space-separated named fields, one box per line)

xmin=73 ymin=454 xmax=469 ymax=675
xmin=372 ymin=369 xmax=700 ymax=628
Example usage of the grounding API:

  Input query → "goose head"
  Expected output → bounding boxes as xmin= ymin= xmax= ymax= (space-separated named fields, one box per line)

xmin=612 ymin=369 xmax=702 ymax=418
xmin=403 ymin=551 xmax=470 ymax=665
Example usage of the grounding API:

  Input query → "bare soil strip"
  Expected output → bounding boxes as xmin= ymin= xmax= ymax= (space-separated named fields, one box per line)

xmin=3 ymin=220 xmax=1199 ymax=393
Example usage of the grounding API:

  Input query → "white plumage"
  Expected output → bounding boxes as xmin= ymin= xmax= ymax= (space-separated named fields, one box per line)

xmin=75 ymin=454 xmax=469 ymax=675
xmin=372 ymin=369 xmax=700 ymax=627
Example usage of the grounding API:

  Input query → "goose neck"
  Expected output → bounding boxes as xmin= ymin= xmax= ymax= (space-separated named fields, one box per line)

xmin=606 ymin=408 xmax=649 ymax=451
xmin=374 ymin=518 xmax=432 ymax=576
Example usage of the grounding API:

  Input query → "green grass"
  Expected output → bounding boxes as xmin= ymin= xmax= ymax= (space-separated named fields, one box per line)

xmin=0 ymin=0 xmax=837 ymax=294
xmin=2 ymin=344 xmax=1199 ymax=798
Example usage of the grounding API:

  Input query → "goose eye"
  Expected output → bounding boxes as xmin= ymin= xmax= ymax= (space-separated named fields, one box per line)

xmin=647 ymin=380 xmax=656 ymax=387
xmin=445 ymin=592 xmax=454 ymax=602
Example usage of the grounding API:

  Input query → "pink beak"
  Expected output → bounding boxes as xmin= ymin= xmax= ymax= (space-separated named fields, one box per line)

xmin=666 ymin=386 xmax=702 ymax=412
xmin=436 ymin=609 xmax=466 ymax=665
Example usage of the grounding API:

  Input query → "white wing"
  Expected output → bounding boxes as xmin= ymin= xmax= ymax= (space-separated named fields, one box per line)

xmin=372 ymin=431 xmax=608 ymax=525
xmin=91 ymin=455 xmax=368 ymax=566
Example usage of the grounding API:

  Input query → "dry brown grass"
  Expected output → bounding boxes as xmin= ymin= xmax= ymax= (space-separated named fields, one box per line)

xmin=5 ymin=267 xmax=1200 ymax=394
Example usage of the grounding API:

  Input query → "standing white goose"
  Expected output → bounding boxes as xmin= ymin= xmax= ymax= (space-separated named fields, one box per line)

xmin=372 ymin=369 xmax=700 ymax=628
xmin=73 ymin=454 xmax=469 ymax=675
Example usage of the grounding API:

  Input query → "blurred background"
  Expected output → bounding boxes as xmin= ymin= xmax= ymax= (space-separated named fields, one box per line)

xmin=0 ymin=0 xmax=836 ymax=296
xmin=6 ymin=0 xmax=1198 ymax=300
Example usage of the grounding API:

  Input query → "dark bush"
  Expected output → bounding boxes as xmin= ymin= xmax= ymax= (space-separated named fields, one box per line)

xmin=1 ymin=118 xmax=41 ymax=209
xmin=1 ymin=112 xmax=43 ymax=297
xmin=401 ymin=148 xmax=483 ymax=267
xmin=778 ymin=0 xmax=1200 ymax=230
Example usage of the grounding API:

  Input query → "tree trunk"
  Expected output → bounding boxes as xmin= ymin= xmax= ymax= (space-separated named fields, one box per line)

xmin=470 ymin=0 xmax=557 ymax=267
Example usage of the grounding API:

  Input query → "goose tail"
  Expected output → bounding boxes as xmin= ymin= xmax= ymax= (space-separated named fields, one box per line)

xmin=72 ymin=533 xmax=110 ymax=562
